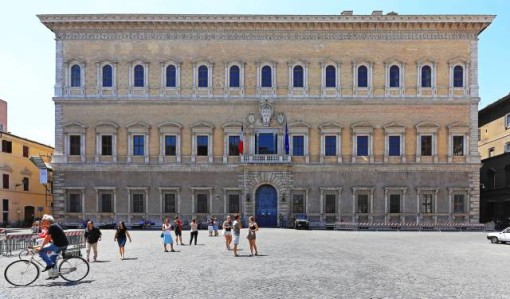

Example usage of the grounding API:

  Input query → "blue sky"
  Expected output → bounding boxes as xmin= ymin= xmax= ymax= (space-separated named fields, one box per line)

xmin=0 ymin=0 xmax=508 ymax=146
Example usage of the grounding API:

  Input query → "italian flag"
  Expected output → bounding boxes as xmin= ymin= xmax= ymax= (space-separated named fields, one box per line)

xmin=239 ymin=125 xmax=244 ymax=155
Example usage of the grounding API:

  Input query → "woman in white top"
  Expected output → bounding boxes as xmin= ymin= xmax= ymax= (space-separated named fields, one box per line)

xmin=189 ymin=219 xmax=198 ymax=245
xmin=162 ymin=218 xmax=175 ymax=252
xmin=222 ymin=215 xmax=233 ymax=251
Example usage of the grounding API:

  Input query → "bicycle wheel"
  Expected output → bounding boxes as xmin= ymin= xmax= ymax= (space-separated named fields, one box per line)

xmin=59 ymin=257 xmax=89 ymax=282
xmin=4 ymin=260 xmax=40 ymax=286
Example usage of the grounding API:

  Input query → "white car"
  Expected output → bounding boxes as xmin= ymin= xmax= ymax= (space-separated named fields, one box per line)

xmin=487 ymin=227 xmax=510 ymax=244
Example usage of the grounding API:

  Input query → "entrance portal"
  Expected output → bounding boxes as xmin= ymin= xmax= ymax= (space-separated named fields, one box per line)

xmin=255 ymin=185 xmax=278 ymax=227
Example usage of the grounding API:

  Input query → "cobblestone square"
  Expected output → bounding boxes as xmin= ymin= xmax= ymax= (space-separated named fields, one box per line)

xmin=0 ymin=229 xmax=506 ymax=298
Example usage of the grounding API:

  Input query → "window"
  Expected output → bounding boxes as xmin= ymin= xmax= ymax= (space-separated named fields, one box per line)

xmin=505 ymin=142 xmax=510 ymax=153
xmin=389 ymin=194 xmax=400 ymax=213
xmin=256 ymin=133 xmax=277 ymax=155
xmin=325 ymin=65 xmax=336 ymax=88
xmin=69 ymin=135 xmax=81 ymax=156
xmin=357 ymin=136 xmax=368 ymax=156
xmin=325 ymin=194 xmax=336 ymax=213
xmin=420 ymin=194 xmax=433 ymax=213
xmin=388 ymin=136 xmax=401 ymax=156
xmin=453 ymin=136 xmax=464 ymax=156
xmin=453 ymin=65 xmax=463 ymax=87
xmin=325 ymin=136 xmax=336 ymax=156
xmin=68 ymin=194 xmax=81 ymax=213
xmin=2 ymin=174 xmax=9 ymax=189
xmin=389 ymin=65 xmax=400 ymax=87
xmin=132 ymin=193 xmax=144 ymax=213
xmin=293 ymin=66 xmax=304 ymax=88
xmin=421 ymin=135 xmax=432 ymax=156
xmin=70 ymin=64 xmax=81 ymax=87
xmin=292 ymin=194 xmax=304 ymax=214
xmin=165 ymin=136 xmax=176 ymax=156
xmin=166 ymin=65 xmax=176 ymax=87
xmin=488 ymin=147 xmax=495 ymax=158
xmin=164 ymin=193 xmax=176 ymax=213
xmin=133 ymin=135 xmax=145 ymax=156
xmin=196 ymin=194 xmax=208 ymax=213
xmin=101 ymin=135 xmax=113 ymax=156
xmin=357 ymin=194 xmax=368 ymax=213
xmin=261 ymin=66 xmax=272 ymax=87
xmin=228 ymin=194 xmax=240 ymax=213
xmin=421 ymin=65 xmax=432 ymax=87
xmin=228 ymin=136 xmax=240 ymax=156
xmin=198 ymin=65 xmax=208 ymax=88
xmin=134 ymin=65 xmax=144 ymax=87
xmin=292 ymin=136 xmax=304 ymax=156
xmin=100 ymin=193 xmax=113 ymax=213
xmin=2 ymin=140 xmax=12 ymax=153
xmin=358 ymin=66 xmax=368 ymax=88
xmin=23 ymin=146 xmax=29 ymax=158
xmin=506 ymin=114 xmax=510 ymax=129
xmin=197 ymin=135 xmax=208 ymax=156
xmin=22 ymin=178 xmax=29 ymax=191
xmin=102 ymin=65 xmax=113 ymax=87
xmin=229 ymin=65 xmax=240 ymax=88
xmin=453 ymin=194 xmax=465 ymax=213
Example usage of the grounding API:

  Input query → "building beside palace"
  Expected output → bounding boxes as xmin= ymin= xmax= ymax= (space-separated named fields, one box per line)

xmin=39 ymin=11 xmax=493 ymax=227
xmin=479 ymin=93 xmax=510 ymax=223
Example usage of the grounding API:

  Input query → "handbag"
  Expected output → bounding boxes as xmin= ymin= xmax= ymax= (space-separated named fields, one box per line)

xmin=160 ymin=232 xmax=164 ymax=238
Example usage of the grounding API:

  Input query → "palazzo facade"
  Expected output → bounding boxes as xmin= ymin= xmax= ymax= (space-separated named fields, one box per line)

xmin=39 ymin=12 xmax=493 ymax=227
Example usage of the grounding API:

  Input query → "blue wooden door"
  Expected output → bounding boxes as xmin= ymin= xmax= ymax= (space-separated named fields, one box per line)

xmin=255 ymin=185 xmax=278 ymax=227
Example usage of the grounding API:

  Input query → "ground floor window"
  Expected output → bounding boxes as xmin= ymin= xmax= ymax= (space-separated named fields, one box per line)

xmin=100 ymin=193 xmax=113 ymax=213
xmin=420 ymin=193 xmax=433 ymax=213
xmin=389 ymin=194 xmax=401 ymax=213
xmin=292 ymin=194 xmax=304 ymax=214
xmin=132 ymin=193 xmax=144 ymax=213
xmin=357 ymin=194 xmax=369 ymax=213
xmin=453 ymin=194 xmax=465 ymax=213
xmin=164 ymin=193 xmax=176 ymax=213
xmin=196 ymin=194 xmax=208 ymax=213
xmin=68 ymin=193 xmax=82 ymax=213
xmin=228 ymin=194 xmax=240 ymax=213
xmin=325 ymin=194 xmax=336 ymax=213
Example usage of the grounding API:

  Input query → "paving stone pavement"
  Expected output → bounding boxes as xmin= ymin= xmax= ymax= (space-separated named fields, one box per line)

xmin=0 ymin=229 xmax=508 ymax=299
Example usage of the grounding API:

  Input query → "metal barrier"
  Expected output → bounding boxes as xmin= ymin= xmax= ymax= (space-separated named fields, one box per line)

xmin=335 ymin=222 xmax=486 ymax=231
xmin=1 ymin=229 xmax=85 ymax=257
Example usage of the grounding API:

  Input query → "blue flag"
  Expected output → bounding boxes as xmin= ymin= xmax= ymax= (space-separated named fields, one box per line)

xmin=285 ymin=122 xmax=289 ymax=155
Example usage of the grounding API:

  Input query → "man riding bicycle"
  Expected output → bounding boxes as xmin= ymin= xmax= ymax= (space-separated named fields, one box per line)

xmin=36 ymin=214 xmax=69 ymax=273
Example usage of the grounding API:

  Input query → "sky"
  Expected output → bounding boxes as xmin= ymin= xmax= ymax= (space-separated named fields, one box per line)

xmin=0 ymin=0 xmax=508 ymax=147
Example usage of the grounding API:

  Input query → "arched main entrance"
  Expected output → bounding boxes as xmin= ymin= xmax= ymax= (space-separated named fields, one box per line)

xmin=255 ymin=185 xmax=278 ymax=227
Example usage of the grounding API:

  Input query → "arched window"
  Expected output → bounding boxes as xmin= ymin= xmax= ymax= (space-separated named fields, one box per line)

xmin=102 ymin=65 xmax=113 ymax=87
xmin=198 ymin=65 xmax=208 ymax=88
xmin=166 ymin=65 xmax=176 ymax=87
xmin=229 ymin=65 xmax=240 ymax=87
xmin=357 ymin=65 xmax=368 ymax=88
xmin=261 ymin=66 xmax=272 ymax=87
xmin=421 ymin=65 xmax=432 ymax=88
xmin=389 ymin=65 xmax=400 ymax=88
xmin=453 ymin=65 xmax=463 ymax=87
xmin=134 ymin=65 xmax=144 ymax=87
xmin=293 ymin=65 xmax=304 ymax=88
xmin=71 ymin=65 xmax=81 ymax=87
xmin=325 ymin=65 xmax=336 ymax=88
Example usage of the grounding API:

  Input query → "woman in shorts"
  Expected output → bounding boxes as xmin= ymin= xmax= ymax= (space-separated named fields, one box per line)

xmin=222 ymin=215 xmax=233 ymax=250
xmin=247 ymin=216 xmax=259 ymax=256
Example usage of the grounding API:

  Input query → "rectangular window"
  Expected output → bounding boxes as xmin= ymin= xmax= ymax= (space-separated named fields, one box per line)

xmin=196 ymin=194 xmax=208 ymax=213
xmin=23 ymin=146 xmax=29 ymax=158
xmin=2 ymin=174 xmax=9 ymax=189
xmin=421 ymin=135 xmax=432 ymax=156
xmin=325 ymin=136 xmax=336 ymax=156
xmin=101 ymin=135 xmax=113 ymax=156
xmin=420 ymin=194 xmax=433 ymax=213
xmin=357 ymin=136 xmax=368 ymax=156
xmin=388 ymin=136 xmax=400 ymax=156
xmin=256 ymin=133 xmax=277 ymax=155
xmin=228 ymin=194 xmax=240 ymax=213
xmin=22 ymin=177 xmax=29 ymax=191
xmin=133 ymin=135 xmax=144 ymax=156
xmin=101 ymin=193 xmax=113 ymax=213
xmin=357 ymin=194 xmax=369 ymax=213
xmin=2 ymin=199 xmax=8 ymax=211
xmin=488 ymin=148 xmax=495 ymax=158
xmin=506 ymin=142 xmax=510 ymax=153
xmin=506 ymin=114 xmax=510 ymax=129
xmin=228 ymin=136 xmax=240 ymax=156
xmin=132 ymin=193 xmax=144 ymax=213
xmin=165 ymin=136 xmax=176 ymax=156
xmin=292 ymin=136 xmax=304 ymax=156
xmin=2 ymin=199 xmax=7 ymax=223
xmin=389 ymin=194 xmax=400 ymax=213
xmin=68 ymin=194 xmax=81 ymax=213
xmin=292 ymin=194 xmax=304 ymax=214
xmin=69 ymin=135 xmax=81 ymax=156
xmin=453 ymin=194 xmax=465 ymax=213
xmin=453 ymin=136 xmax=464 ymax=156
xmin=1 ymin=140 xmax=12 ymax=153
xmin=164 ymin=193 xmax=176 ymax=213
xmin=197 ymin=135 xmax=208 ymax=156
xmin=325 ymin=194 xmax=336 ymax=213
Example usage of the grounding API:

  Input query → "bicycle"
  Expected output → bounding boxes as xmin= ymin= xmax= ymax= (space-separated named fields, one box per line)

xmin=4 ymin=247 xmax=90 ymax=286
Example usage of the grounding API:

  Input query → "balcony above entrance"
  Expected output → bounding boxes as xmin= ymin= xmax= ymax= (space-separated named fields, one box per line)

xmin=242 ymin=154 xmax=291 ymax=164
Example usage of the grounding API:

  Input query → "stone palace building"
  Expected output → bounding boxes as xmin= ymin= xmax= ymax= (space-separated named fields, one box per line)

xmin=39 ymin=11 xmax=493 ymax=227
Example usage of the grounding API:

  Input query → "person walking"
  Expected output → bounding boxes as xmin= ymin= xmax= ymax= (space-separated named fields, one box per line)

xmin=222 ymin=215 xmax=233 ymax=250
xmin=247 ymin=216 xmax=259 ymax=256
xmin=114 ymin=221 xmax=132 ymax=260
xmin=207 ymin=217 xmax=214 ymax=237
xmin=232 ymin=214 xmax=242 ymax=257
xmin=162 ymin=218 xmax=175 ymax=252
xmin=173 ymin=216 xmax=183 ymax=245
xmin=189 ymin=219 xmax=198 ymax=245
xmin=213 ymin=217 xmax=219 ymax=236
xmin=84 ymin=220 xmax=102 ymax=262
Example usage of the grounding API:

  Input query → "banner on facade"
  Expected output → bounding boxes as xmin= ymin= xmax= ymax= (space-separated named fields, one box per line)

xmin=40 ymin=168 xmax=48 ymax=184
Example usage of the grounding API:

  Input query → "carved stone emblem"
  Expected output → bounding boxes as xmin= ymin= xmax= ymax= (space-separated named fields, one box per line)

xmin=247 ymin=113 xmax=256 ymax=125
xmin=277 ymin=112 xmax=286 ymax=125
xmin=259 ymin=97 xmax=273 ymax=127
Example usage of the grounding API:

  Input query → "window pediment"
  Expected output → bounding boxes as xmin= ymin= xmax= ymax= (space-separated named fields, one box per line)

xmin=63 ymin=122 xmax=87 ymax=133
xmin=96 ymin=121 xmax=119 ymax=129
xmin=448 ymin=122 xmax=469 ymax=134
xmin=191 ymin=122 xmax=214 ymax=129
xmin=383 ymin=122 xmax=406 ymax=134
xmin=127 ymin=122 xmax=150 ymax=133
xmin=221 ymin=121 xmax=243 ymax=129
xmin=21 ymin=167 xmax=32 ymax=176
xmin=448 ymin=57 xmax=469 ymax=65
xmin=319 ymin=122 xmax=342 ymax=133
xmin=158 ymin=121 xmax=182 ymax=134
xmin=384 ymin=57 xmax=405 ymax=66
xmin=416 ymin=122 xmax=440 ymax=133
xmin=352 ymin=122 xmax=374 ymax=133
